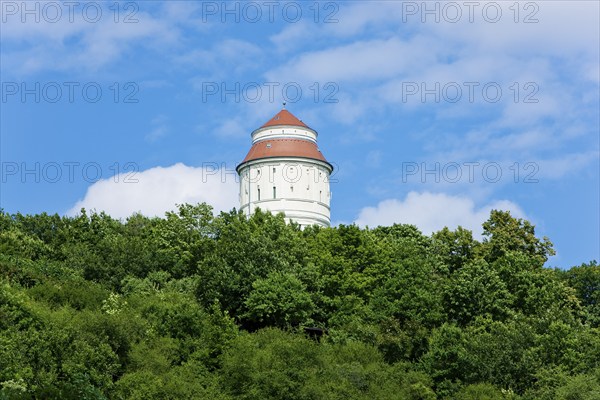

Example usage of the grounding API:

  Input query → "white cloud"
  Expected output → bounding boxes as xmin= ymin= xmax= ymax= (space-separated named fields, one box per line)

xmin=264 ymin=0 xmax=598 ymax=139
xmin=535 ymin=151 xmax=600 ymax=180
xmin=323 ymin=2 xmax=403 ymax=37
xmin=266 ymin=36 xmax=436 ymax=84
xmin=1 ymin=3 xmax=180 ymax=76
xmin=212 ymin=119 xmax=248 ymax=139
xmin=269 ymin=22 xmax=314 ymax=53
xmin=426 ymin=1 xmax=600 ymax=59
xmin=145 ymin=114 xmax=169 ymax=142
xmin=68 ymin=163 xmax=238 ymax=219
xmin=355 ymin=191 xmax=525 ymax=237
xmin=182 ymin=39 xmax=263 ymax=80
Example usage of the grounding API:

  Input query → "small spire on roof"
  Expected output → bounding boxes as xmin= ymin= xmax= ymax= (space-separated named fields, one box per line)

xmin=282 ymin=102 xmax=286 ymax=110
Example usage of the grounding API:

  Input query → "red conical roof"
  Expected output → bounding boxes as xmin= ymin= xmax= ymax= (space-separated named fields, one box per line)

xmin=239 ymin=138 xmax=330 ymax=165
xmin=261 ymin=109 xmax=308 ymax=128
xmin=238 ymin=108 xmax=331 ymax=171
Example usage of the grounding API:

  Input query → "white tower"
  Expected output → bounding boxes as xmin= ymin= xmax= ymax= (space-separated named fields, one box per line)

xmin=237 ymin=107 xmax=333 ymax=228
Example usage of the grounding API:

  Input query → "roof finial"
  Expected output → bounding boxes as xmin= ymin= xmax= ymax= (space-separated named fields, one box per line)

xmin=282 ymin=102 xmax=286 ymax=110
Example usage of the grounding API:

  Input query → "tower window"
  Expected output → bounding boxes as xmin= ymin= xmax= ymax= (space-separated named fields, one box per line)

xmin=273 ymin=186 xmax=277 ymax=199
xmin=257 ymin=188 xmax=261 ymax=201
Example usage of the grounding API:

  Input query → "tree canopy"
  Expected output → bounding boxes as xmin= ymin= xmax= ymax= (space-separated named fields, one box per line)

xmin=0 ymin=205 xmax=598 ymax=399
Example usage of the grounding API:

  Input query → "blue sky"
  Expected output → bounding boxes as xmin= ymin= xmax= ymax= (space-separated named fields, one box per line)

xmin=1 ymin=1 xmax=598 ymax=268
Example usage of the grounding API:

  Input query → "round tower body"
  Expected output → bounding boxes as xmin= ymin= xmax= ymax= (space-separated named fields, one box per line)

xmin=237 ymin=109 xmax=333 ymax=228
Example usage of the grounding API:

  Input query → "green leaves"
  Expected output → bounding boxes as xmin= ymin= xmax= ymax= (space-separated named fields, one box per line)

xmin=481 ymin=210 xmax=555 ymax=267
xmin=243 ymin=271 xmax=314 ymax=327
xmin=560 ymin=261 xmax=600 ymax=327
xmin=219 ymin=328 xmax=436 ymax=400
xmin=444 ymin=259 xmax=511 ymax=325
xmin=0 ymin=204 xmax=598 ymax=399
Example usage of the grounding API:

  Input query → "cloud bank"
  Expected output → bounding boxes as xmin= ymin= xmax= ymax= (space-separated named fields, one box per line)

xmin=68 ymin=163 xmax=238 ymax=218
xmin=355 ymin=191 xmax=526 ymax=238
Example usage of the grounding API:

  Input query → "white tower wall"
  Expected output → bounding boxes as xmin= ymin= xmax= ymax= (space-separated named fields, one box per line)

xmin=238 ymin=158 xmax=332 ymax=228
xmin=237 ymin=110 xmax=333 ymax=228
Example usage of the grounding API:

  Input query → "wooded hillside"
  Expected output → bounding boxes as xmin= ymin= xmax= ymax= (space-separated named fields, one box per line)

xmin=1 ymin=205 xmax=598 ymax=399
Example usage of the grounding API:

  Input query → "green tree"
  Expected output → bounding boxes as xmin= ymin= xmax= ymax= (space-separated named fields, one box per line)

xmin=453 ymin=383 xmax=508 ymax=400
xmin=196 ymin=209 xmax=307 ymax=322
xmin=432 ymin=226 xmax=479 ymax=273
xmin=480 ymin=210 xmax=554 ymax=267
xmin=444 ymin=259 xmax=511 ymax=325
xmin=560 ymin=261 xmax=600 ymax=327
xmin=243 ymin=270 xmax=314 ymax=328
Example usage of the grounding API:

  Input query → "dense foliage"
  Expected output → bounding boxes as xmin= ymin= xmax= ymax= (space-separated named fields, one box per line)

xmin=1 ymin=204 xmax=598 ymax=399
